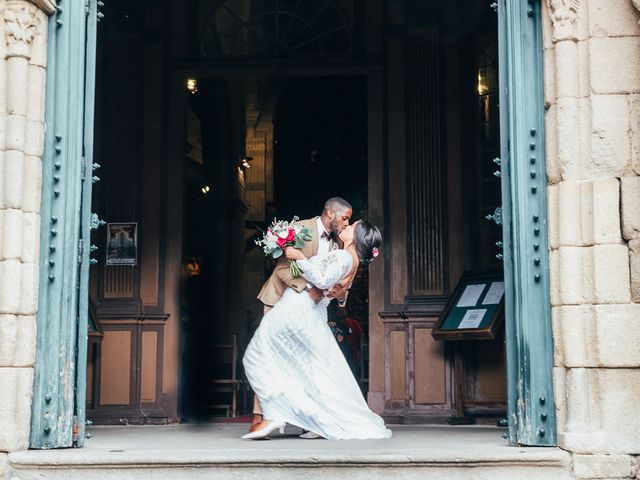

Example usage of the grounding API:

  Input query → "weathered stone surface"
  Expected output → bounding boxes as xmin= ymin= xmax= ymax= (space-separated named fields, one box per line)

xmin=556 ymin=97 xmax=581 ymax=177
xmin=572 ymin=453 xmax=636 ymax=479
xmin=593 ymin=244 xmax=631 ymax=304
xmin=553 ymin=305 xmax=594 ymax=367
xmin=0 ymin=208 xmax=39 ymax=265
xmin=544 ymin=48 xmax=556 ymax=107
xmin=545 ymin=106 xmax=561 ymax=184
xmin=6 ymin=57 xmax=28 ymax=117
xmin=630 ymin=239 xmax=640 ymax=302
xmin=21 ymin=155 xmax=41 ymax=214
xmin=588 ymin=0 xmax=640 ymax=37
xmin=0 ymin=116 xmax=5 ymax=152
xmin=553 ymin=304 xmax=640 ymax=368
xmin=592 ymin=178 xmax=622 ymax=244
xmin=23 ymin=120 xmax=44 ymax=157
xmin=553 ymin=366 xmax=568 ymax=435
xmin=0 ymin=209 xmax=22 ymax=260
xmin=631 ymin=95 xmax=640 ymax=176
xmin=0 ymin=367 xmax=33 ymax=451
xmin=20 ymin=212 xmax=38 ymax=264
xmin=557 ymin=97 xmax=592 ymax=181
xmin=594 ymin=304 xmax=640 ymax=367
xmin=2 ymin=150 xmax=24 ymax=209
xmin=542 ymin=1 xmax=555 ymax=50
xmin=28 ymin=9 xmax=48 ymax=69
xmin=0 ymin=59 xmax=6 ymax=115
xmin=553 ymin=244 xmax=630 ymax=305
xmin=559 ymin=368 xmax=640 ymax=454
xmin=589 ymin=37 xmax=640 ymax=94
xmin=621 ymin=177 xmax=640 ymax=240
xmin=555 ymin=179 xmax=621 ymax=247
xmin=590 ymin=95 xmax=631 ymax=177
xmin=556 ymin=41 xmax=579 ymax=98
xmin=548 ymin=185 xmax=560 ymax=250
xmin=5 ymin=114 xmax=26 ymax=152
xmin=556 ymin=246 xmax=595 ymax=305
xmin=557 ymin=181 xmax=585 ymax=247
xmin=0 ymin=260 xmax=38 ymax=316
xmin=577 ymin=40 xmax=590 ymax=99
xmin=7 ymin=425 xmax=573 ymax=480
xmin=0 ymin=315 xmax=35 ymax=367
xmin=26 ymin=64 xmax=45 ymax=122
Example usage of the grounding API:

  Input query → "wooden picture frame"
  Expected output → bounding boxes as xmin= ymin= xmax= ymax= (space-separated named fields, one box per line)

xmin=105 ymin=222 xmax=138 ymax=266
xmin=432 ymin=271 xmax=505 ymax=340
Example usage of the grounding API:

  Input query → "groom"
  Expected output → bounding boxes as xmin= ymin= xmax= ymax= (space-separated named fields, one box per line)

xmin=250 ymin=196 xmax=353 ymax=432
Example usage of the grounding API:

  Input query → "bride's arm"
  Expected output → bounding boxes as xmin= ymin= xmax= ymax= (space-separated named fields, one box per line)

xmin=292 ymin=250 xmax=349 ymax=291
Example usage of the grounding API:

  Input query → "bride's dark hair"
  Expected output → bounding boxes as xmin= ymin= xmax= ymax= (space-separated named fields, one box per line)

xmin=354 ymin=221 xmax=382 ymax=265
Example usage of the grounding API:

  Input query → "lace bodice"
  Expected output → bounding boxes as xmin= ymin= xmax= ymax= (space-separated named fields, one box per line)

xmin=297 ymin=249 xmax=353 ymax=291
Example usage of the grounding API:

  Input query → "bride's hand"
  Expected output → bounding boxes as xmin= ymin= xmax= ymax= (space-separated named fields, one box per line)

xmin=284 ymin=246 xmax=306 ymax=261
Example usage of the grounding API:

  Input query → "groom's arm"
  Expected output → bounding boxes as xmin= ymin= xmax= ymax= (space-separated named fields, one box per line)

xmin=273 ymin=257 xmax=307 ymax=292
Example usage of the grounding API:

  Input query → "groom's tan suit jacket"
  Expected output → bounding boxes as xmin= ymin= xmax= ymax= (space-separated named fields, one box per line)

xmin=257 ymin=217 xmax=336 ymax=308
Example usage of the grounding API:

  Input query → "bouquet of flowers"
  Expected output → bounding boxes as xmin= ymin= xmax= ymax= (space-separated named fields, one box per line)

xmin=255 ymin=216 xmax=312 ymax=277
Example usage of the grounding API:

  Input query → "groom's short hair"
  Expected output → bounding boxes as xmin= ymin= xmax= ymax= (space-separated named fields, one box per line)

xmin=324 ymin=197 xmax=352 ymax=214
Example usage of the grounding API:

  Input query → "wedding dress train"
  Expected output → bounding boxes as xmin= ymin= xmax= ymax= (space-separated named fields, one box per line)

xmin=243 ymin=249 xmax=392 ymax=440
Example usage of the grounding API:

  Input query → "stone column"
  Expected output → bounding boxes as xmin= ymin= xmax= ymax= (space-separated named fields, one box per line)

xmin=544 ymin=0 xmax=640 ymax=476
xmin=0 ymin=0 xmax=54 ymax=460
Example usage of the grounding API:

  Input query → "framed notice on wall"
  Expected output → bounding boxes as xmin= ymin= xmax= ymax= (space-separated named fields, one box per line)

xmin=106 ymin=222 xmax=138 ymax=266
xmin=432 ymin=271 xmax=505 ymax=340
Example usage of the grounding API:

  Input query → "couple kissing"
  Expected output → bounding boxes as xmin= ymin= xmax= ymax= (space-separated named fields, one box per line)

xmin=242 ymin=197 xmax=391 ymax=441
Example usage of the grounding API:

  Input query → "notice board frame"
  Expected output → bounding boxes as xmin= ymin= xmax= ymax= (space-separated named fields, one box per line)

xmin=432 ymin=271 xmax=505 ymax=340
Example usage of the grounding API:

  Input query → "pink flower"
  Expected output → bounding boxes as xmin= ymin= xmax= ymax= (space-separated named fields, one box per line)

xmin=277 ymin=236 xmax=287 ymax=248
xmin=286 ymin=228 xmax=295 ymax=242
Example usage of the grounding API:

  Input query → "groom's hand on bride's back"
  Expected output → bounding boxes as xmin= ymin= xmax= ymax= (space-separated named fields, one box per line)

xmin=307 ymin=286 xmax=323 ymax=304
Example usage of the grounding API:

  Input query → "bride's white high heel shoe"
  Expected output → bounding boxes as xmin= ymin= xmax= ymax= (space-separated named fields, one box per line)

xmin=240 ymin=420 xmax=286 ymax=440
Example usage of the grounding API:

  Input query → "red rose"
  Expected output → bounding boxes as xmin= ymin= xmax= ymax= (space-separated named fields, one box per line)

xmin=286 ymin=228 xmax=295 ymax=242
xmin=277 ymin=236 xmax=287 ymax=248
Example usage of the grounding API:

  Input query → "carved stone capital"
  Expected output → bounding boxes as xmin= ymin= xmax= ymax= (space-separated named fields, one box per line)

xmin=547 ymin=0 xmax=581 ymax=41
xmin=28 ymin=0 xmax=57 ymax=16
xmin=3 ymin=1 xmax=41 ymax=59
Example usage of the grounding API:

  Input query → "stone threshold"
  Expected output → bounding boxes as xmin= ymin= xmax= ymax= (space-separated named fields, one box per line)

xmin=7 ymin=424 xmax=572 ymax=480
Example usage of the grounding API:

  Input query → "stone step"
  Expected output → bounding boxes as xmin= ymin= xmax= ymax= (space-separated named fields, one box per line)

xmin=7 ymin=424 xmax=572 ymax=480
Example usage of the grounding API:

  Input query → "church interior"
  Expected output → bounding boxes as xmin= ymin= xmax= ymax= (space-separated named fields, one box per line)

xmin=85 ymin=0 xmax=507 ymax=426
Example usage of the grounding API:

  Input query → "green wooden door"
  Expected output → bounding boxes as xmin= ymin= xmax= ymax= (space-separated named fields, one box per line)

xmin=30 ymin=0 xmax=102 ymax=449
xmin=498 ymin=0 xmax=557 ymax=446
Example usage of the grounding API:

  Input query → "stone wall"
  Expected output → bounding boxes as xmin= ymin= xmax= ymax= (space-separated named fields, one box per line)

xmin=0 ymin=0 xmax=53 ymax=476
xmin=543 ymin=0 xmax=640 ymax=477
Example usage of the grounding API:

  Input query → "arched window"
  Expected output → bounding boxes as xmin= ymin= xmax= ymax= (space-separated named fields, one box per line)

xmin=201 ymin=0 xmax=352 ymax=58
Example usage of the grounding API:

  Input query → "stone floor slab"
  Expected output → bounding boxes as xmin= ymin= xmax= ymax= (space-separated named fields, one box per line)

xmin=7 ymin=424 xmax=572 ymax=480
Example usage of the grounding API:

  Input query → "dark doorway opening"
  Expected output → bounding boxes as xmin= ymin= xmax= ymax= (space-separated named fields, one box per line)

xmin=180 ymin=74 xmax=369 ymax=421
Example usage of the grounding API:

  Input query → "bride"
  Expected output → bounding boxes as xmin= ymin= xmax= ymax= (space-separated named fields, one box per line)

xmin=242 ymin=220 xmax=392 ymax=440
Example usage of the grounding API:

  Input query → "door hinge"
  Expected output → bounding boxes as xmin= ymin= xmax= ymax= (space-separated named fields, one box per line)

xmin=81 ymin=158 xmax=86 ymax=181
xmin=78 ymin=239 xmax=83 ymax=264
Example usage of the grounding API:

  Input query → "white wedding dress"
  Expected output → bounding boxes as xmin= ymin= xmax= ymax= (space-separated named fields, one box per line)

xmin=243 ymin=249 xmax=392 ymax=440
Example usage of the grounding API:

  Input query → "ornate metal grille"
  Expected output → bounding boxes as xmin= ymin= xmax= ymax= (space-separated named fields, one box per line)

xmin=201 ymin=0 xmax=352 ymax=58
